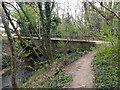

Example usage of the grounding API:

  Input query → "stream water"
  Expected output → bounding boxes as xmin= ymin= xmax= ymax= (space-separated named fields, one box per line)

xmin=2 ymin=66 xmax=36 ymax=88
xmin=2 ymin=53 xmax=48 ymax=89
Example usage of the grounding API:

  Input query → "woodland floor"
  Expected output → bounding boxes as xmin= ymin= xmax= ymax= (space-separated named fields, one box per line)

xmin=63 ymin=50 xmax=97 ymax=88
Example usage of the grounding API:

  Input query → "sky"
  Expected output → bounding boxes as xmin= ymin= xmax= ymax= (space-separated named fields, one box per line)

xmin=54 ymin=0 xmax=83 ymax=20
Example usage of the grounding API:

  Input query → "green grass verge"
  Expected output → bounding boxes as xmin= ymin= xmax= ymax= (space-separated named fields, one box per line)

xmin=92 ymin=44 xmax=119 ymax=89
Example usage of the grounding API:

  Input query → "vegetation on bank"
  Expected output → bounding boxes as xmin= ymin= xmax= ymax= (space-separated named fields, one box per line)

xmin=20 ymin=67 xmax=72 ymax=88
xmin=92 ymin=44 xmax=119 ymax=89
xmin=18 ymin=47 xmax=95 ymax=88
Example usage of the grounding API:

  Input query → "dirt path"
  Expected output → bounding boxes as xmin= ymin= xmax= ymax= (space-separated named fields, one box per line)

xmin=64 ymin=50 xmax=97 ymax=88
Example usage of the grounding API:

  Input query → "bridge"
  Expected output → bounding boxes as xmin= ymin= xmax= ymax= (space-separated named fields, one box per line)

xmin=1 ymin=36 xmax=110 ymax=76
xmin=13 ymin=36 xmax=110 ymax=44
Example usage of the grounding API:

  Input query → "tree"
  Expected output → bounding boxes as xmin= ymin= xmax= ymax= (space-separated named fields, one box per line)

xmin=13 ymin=3 xmax=39 ymax=36
xmin=37 ymin=2 xmax=55 ymax=63
xmin=1 ymin=3 xmax=18 ymax=88
xmin=2 ymin=2 xmax=56 ymax=65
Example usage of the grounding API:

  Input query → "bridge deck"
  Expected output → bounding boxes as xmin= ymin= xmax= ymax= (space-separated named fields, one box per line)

xmin=13 ymin=36 xmax=110 ymax=44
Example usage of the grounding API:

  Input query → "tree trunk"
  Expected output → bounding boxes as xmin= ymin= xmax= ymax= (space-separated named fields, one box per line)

xmin=1 ymin=6 xmax=18 ymax=88
xmin=38 ymin=2 xmax=53 ymax=64
xmin=45 ymin=2 xmax=53 ymax=63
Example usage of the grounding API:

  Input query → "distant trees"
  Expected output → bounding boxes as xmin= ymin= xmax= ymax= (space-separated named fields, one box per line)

xmin=12 ymin=3 xmax=61 ymax=37
xmin=75 ymin=1 xmax=120 ymax=41
xmin=51 ymin=13 xmax=61 ymax=35
xmin=57 ymin=16 xmax=77 ymax=39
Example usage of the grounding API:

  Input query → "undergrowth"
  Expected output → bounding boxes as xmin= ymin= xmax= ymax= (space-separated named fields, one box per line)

xmin=31 ymin=68 xmax=72 ymax=88
xmin=54 ymin=47 xmax=94 ymax=65
xmin=19 ymin=66 xmax=72 ymax=88
xmin=19 ymin=46 xmax=95 ymax=88
xmin=92 ymin=44 xmax=119 ymax=89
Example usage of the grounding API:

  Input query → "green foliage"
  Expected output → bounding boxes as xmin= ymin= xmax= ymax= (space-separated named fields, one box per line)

xmin=92 ymin=44 xmax=119 ymax=89
xmin=18 ymin=67 xmax=45 ymax=88
xmin=97 ymin=19 xmax=118 ymax=43
xmin=2 ymin=55 xmax=11 ymax=69
xmin=51 ymin=15 xmax=61 ymax=33
xmin=57 ymin=19 xmax=77 ymax=39
xmin=54 ymin=47 xmax=94 ymax=65
xmin=13 ymin=3 xmax=39 ymax=36
xmin=19 ymin=46 xmax=95 ymax=88
xmin=12 ymin=2 xmax=61 ymax=37
xmin=2 ymin=39 xmax=11 ymax=69
xmin=89 ymin=46 xmax=96 ymax=51
xmin=66 ymin=50 xmax=88 ymax=63
xmin=33 ymin=68 xmax=72 ymax=88
xmin=20 ymin=66 xmax=72 ymax=88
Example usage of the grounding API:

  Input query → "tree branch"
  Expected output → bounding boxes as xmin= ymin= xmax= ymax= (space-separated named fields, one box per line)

xmin=3 ymin=2 xmax=45 ymax=62
xmin=88 ymin=2 xmax=110 ymax=25
xmin=15 ymin=5 xmax=45 ymax=61
xmin=17 ymin=2 xmax=41 ymax=40
xmin=99 ymin=2 xmax=120 ymax=20
xmin=0 ymin=26 xmax=14 ymax=32
xmin=88 ymin=2 xmax=107 ymax=20
xmin=1 ymin=3 xmax=18 ymax=88
xmin=37 ymin=2 xmax=46 ymax=35
xmin=3 ymin=2 xmax=26 ymax=43
xmin=50 ymin=2 xmax=55 ymax=15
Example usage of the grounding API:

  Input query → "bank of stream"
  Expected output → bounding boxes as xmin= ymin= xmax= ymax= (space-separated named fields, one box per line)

xmin=2 ymin=48 xmax=91 ymax=88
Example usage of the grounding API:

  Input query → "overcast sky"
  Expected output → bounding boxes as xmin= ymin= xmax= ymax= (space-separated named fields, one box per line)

xmin=54 ymin=0 xmax=83 ymax=20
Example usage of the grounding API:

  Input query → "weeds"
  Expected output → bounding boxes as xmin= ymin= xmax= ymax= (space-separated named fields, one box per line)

xmin=26 ymin=68 xmax=72 ymax=88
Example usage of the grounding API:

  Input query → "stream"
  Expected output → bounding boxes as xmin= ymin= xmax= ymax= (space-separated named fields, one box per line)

xmin=2 ymin=56 xmax=47 ymax=89
xmin=2 ymin=65 xmax=37 ymax=88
